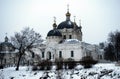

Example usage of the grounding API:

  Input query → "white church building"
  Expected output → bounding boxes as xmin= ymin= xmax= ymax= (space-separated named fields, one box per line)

xmin=39 ymin=8 xmax=103 ymax=62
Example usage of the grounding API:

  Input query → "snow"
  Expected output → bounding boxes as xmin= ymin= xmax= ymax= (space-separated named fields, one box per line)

xmin=64 ymin=39 xmax=81 ymax=44
xmin=0 ymin=63 xmax=120 ymax=79
xmin=0 ymin=66 xmax=44 ymax=79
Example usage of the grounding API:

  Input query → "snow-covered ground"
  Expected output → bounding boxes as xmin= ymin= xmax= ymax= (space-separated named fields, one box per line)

xmin=0 ymin=63 xmax=120 ymax=79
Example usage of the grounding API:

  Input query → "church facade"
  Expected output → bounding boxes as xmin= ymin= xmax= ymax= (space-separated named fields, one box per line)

xmin=41 ymin=9 xmax=103 ymax=61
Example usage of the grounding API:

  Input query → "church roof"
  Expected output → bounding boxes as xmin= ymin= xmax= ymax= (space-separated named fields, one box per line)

xmin=57 ymin=20 xmax=74 ymax=29
xmin=0 ymin=42 xmax=13 ymax=47
xmin=47 ymin=17 xmax=62 ymax=37
xmin=47 ymin=29 xmax=62 ymax=37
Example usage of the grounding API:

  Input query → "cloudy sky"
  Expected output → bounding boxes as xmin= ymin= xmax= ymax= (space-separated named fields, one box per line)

xmin=0 ymin=0 xmax=120 ymax=44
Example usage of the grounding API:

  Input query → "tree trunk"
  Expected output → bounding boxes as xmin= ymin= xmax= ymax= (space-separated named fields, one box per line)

xmin=16 ymin=53 xmax=22 ymax=71
xmin=116 ymin=50 xmax=119 ymax=61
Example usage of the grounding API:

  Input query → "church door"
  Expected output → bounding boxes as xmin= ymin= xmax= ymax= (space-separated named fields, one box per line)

xmin=47 ymin=52 xmax=51 ymax=60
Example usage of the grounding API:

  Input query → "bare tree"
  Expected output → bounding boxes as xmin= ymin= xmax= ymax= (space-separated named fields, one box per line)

xmin=11 ymin=27 xmax=43 ymax=70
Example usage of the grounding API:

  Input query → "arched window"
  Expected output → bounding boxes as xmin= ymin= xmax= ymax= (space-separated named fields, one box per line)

xmin=59 ymin=51 xmax=62 ymax=58
xmin=71 ymin=51 xmax=74 ymax=57
xmin=48 ymin=52 xmax=51 ymax=60
xmin=42 ymin=52 xmax=44 ymax=58
xmin=4 ymin=59 xmax=6 ymax=64
xmin=63 ymin=35 xmax=66 ymax=39
xmin=69 ymin=35 xmax=72 ymax=39
xmin=99 ymin=55 xmax=102 ymax=59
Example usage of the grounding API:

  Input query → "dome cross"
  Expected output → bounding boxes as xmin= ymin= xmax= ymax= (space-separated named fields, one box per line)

xmin=53 ymin=16 xmax=56 ymax=23
xmin=5 ymin=33 xmax=8 ymax=42
xmin=67 ymin=4 xmax=69 ymax=12
xmin=79 ymin=20 xmax=81 ymax=26
xmin=53 ymin=16 xmax=57 ymax=29
xmin=74 ymin=16 xmax=76 ymax=23
xmin=66 ymin=4 xmax=71 ymax=21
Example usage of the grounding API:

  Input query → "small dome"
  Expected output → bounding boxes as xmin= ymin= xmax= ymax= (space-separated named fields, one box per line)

xmin=0 ymin=36 xmax=15 ymax=52
xmin=5 ymin=36 xmax=8 ymax=42
xmin=47 ymin=29 xmax=62 ymax=37
xmin=57 ymin=20 xmax=74 ymax=29
xmin=0 ymin=42 xmax=15 ymax=51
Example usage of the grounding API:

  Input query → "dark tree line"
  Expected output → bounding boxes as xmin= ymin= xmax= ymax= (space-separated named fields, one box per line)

xmin=104 ymin=43 xmax=115 ymax=61
xmin=104 ymin=31 xmax=120 ymax=61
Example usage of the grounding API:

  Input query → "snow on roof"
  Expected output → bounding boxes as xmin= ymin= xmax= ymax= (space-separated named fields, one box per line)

xmin=63 ymin=39 xmax=81 ymax=44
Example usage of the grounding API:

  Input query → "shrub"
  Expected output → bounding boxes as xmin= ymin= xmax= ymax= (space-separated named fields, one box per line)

xmin=32 ymin=60 xmax=52 ymax=70
xmin=0 ymin=65 xmax=3 ymax=69
xmin=39 ymin=60 xmax=52 ymax=70
xmin=55 ymin=58 xmax=64 ymax=70
xmin=46 ymin=60 xmax=52 ymax=70
xmin=55 ymin=58 xmax=77 ymax=70
xmin=68 ymin=61 xmax=76 ymax=69
xmin=61 ymin=58 xmax=77 ymax=69
xmin=32 ymin=66 xmax=38 ymax=71
xmin=65 ymin=58 xmax=76 ymax=69
xmin=56 ymin=61 xmax=64 ymax=70
xmin=80 ymin=56 xmax=97 ymax=68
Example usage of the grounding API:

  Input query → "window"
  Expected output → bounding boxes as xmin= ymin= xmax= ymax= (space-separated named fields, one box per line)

xmin=4 ymin=59 xmax=6 ymax=64
xmin=14 ymin=57 xmax=15 ymax=64
xmin=42 ymin=52 xmax=44 ymax=58
xmin=48 ymin=52 xmax=51 ymax=60
xmin=59 ymin=51 xmax=62 ymax=58
xmin=71 ymin=51 xmax=74 ymax=57
xmin=53 ymin=54 xmax=54 ymax=59
xmin=99 ymin=55 xmax=102 ymax=59
xmin=69 ymin=35 xmax=72 ymax=39
xmin=32 ymin=53 xmax=35 ymax=58
xmin=63 ymin=35 xmax=66 ymax=39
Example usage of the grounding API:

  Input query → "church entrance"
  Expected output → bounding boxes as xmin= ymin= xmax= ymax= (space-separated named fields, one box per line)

xmin=47 ymin=52 xmax=51 ymax=60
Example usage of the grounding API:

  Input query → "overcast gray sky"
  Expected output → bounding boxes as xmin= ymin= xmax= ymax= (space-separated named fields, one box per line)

xmin=0 ymin=0 xmax=120 ymax=44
